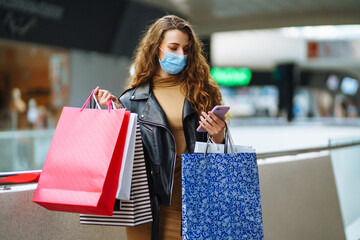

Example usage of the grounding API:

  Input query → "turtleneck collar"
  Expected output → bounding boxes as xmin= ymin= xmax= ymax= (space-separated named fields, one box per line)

xmin=152 ymin=75 xmax=183 ymax=88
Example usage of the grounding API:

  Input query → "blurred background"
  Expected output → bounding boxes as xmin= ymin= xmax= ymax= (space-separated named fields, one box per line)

xmin=0 ymin=0 xmax=360 ymax=239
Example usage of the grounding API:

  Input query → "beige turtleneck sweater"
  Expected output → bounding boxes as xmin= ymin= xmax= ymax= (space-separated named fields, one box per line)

xmin=126 ymin=76 xmax=188 ymax=240
xmin=152 ymin=75 xmax=187 ymax=211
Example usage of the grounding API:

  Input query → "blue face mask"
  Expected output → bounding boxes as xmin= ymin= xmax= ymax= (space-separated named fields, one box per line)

xmin=159 ymin=48 xmax=188 ymax=75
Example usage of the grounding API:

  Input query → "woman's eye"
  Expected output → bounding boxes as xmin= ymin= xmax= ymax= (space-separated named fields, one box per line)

xmin=170 ymin=48 xmax=177 ymax=51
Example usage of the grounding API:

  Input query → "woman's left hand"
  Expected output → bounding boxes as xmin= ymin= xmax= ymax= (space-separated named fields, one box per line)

xmin=199 ymin=111 xmax=226 ymax=143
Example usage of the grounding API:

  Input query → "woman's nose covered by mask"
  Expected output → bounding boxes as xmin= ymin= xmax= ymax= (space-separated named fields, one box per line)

xmin=159 ymin=48 xmax=188 ymax=74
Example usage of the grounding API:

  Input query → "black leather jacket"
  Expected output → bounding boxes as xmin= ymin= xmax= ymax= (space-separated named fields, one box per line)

xmin=118 ymin=81 xmax=207 ymax=239
xmin=119 ymin=81 xmax=207 ymax=205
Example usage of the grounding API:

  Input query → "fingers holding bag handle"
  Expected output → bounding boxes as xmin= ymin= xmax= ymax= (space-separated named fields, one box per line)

xmin=93 ymin=86 xmax=121 ymax=109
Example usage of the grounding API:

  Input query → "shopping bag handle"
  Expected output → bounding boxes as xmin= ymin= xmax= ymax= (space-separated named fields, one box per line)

xmin=203 ymin=123 xmax=236 ymax=157
xmin=225 ymin=123 xmax=236 ymax=154
xmin=80 ymin=90 xmax=116 ymax=112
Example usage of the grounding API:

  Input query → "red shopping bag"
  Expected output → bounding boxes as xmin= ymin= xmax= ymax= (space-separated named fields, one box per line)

xmin=33 ymin=92 xmax=130 ymax=216
xmin=0 ymin=173 xmax=40 ymax=183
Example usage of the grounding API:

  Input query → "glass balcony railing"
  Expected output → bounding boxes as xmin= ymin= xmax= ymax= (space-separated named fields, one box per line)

xmin=0 ymin=129 xmax=54 ymax=173
xmin=330 ymin=137 xmax=360 ymax=240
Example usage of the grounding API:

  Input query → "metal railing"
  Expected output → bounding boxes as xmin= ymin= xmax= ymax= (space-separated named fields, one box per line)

xmin=1 ymin=140 xmax=360 ymax=181
xmin=257 ymin=141 xmax=360 ymax=159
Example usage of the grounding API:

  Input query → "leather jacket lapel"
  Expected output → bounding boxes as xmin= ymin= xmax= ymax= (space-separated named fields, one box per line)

xmin=141 ymin=96 xmax=171 ymax=129
xmin=131 ymin=81 xmax=197 ymax=124
xmin=131 ymin=82 xmax=171 ymax=129
xmin=129 ymin=82 xmax=150 ymax=100
xmin=183 ymin=98 xmax=197 ymax=120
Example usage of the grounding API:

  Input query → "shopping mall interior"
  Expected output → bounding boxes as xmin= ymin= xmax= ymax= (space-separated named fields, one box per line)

xmin=0 ymin=0 xmax=360 ymax=239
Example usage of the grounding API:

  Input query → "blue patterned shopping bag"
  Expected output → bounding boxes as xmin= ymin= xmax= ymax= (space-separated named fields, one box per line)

xmin=182 ymin=152 xmax=264 ymax=240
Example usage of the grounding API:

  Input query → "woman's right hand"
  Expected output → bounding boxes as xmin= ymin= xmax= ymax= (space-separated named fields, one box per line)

xmin=93 ymin=86 xmax=121 ymax=109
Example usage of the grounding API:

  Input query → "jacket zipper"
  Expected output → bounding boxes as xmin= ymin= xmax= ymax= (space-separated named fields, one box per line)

xmin=138 ymin=119 xmax=177 ymax=205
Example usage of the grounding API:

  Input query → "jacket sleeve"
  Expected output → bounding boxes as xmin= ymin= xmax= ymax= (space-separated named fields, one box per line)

xmin=198 ymin=132 xmax=208 ymax=142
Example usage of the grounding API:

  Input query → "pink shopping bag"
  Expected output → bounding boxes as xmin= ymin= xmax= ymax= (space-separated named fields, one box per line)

xmin=33 ymin=91 xmax=130 ymax=216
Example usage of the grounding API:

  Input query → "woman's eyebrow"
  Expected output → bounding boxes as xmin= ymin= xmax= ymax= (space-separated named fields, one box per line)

xmin=167 ymin=42 xmax=189 ymax=47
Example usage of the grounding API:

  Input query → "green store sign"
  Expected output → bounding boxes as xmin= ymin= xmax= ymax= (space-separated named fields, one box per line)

xmin=210 ymin=67 xmax=252 ymax=86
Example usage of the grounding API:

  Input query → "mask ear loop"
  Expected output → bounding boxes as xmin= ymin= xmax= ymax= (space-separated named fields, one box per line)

xmin=159 ymin=47 xmax=164 ymax=53
xmin=158 ymin=47 xmax=166 ymax=61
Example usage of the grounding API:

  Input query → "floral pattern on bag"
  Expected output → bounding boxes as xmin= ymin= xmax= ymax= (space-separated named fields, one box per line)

xmin=182 ymin=153 xmax=264 ymax=240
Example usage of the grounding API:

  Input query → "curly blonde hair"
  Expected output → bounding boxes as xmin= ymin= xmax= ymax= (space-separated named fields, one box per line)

xmin=128 ymin=15 xmax=223 ymax=116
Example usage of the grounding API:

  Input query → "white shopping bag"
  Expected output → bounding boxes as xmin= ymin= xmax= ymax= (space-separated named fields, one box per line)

xmin=194 ymin=129 xmax=255 ymax=154
xmin=116 ymin=113 xmax=137 ymax=200
xmin=194 ymin=141 xmax=255 ymax=154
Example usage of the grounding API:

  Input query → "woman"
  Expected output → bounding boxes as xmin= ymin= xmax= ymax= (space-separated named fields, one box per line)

xmin=95 ymin=15 xmax=226 ymax=240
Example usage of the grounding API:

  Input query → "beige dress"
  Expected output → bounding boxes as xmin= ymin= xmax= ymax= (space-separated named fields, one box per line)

xmin=126 ymin=75 xmax=187 ymax=240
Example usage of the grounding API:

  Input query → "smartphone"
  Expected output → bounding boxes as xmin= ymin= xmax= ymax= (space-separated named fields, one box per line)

xmin=196 ymin=105 xmax=230 ymax=132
